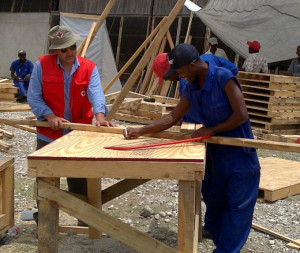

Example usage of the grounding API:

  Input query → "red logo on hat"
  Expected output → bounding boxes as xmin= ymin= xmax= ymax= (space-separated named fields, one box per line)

xmin=57 ymin=32 xmax=63 ymax=38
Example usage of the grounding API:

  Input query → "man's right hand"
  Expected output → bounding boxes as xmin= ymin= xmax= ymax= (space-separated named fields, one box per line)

xmin=45 ymin=114 xmax=70 ymax=131
xmin=123 ymin=127 xmax=143 ymax=140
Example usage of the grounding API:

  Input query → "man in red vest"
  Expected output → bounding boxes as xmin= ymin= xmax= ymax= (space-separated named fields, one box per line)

xmin=28 ymin=25 xmax=115 ymax=226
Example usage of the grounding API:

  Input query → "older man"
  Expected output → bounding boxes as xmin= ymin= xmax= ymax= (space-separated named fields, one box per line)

xmin=28 ymin=25 xmax=115 ymax=225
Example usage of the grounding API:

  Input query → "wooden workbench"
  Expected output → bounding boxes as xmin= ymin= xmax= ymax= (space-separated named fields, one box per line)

xmin=27 ymin=130 xmax=205 ymax=253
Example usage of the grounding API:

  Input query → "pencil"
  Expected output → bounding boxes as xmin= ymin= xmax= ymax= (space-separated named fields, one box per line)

xmin=124 ymin=121 xmax=128 ymax=136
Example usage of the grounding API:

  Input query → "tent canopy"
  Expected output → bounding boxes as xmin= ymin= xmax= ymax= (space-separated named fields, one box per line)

xmin=195 ymin=0 xmax=300 ymax=63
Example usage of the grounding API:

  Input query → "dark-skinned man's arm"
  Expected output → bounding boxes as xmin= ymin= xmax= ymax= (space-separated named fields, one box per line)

xmin=192 ymin=78 xmax=248 ymax=137
xmin=125 ymin=97 xmax=191 ymax=139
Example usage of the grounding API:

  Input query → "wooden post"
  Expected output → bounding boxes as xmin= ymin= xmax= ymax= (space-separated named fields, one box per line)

xmin=203 ymin=26 xmax=211 ymax=53
xmin=176 ymin=17 xmax=182 ymax=45
xmin=116 ymin=16 xmax=124 ymax=68
xmin=78 ymin=0 xmax=116 ymax=57
xmin=178 ymin=180 xmax=197 ymax=252
xmin=106 ymin=0 xmax=186 ymax=121
xmin=87 ymin=178 xmax=102 ymax=239
xmin=38 ymin=177 xmax=60 ymax=253
xmin=184 ymin=0 xmax=196 ymax=43
xmin=81 ymin=22 xmax=97 ymax=57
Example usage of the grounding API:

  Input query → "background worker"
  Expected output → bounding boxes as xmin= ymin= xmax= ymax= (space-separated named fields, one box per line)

xmin=240 ymin=40 xmax=268 ymax=73
xmin=10 ymin=50 xmax=34 ymax=101
xmin=126 ymin=43 xmax=261 ymax=253
xmin=287 ymin=45 xmax=300 ymax=76
xmin=28 ymin=25 xmax=115 ymax=225
xmin=205 ymin=37 xmax=228 ymax=60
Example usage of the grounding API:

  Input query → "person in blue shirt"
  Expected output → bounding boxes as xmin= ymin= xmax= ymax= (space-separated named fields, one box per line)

xmin=10 ymin=50 xmax=34 ymax=101
xmin=126 ymin=44 xmax=260 ymax=253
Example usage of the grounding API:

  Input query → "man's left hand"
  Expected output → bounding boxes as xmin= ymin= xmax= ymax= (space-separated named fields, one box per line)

xmin=96 ymin=120 xmax=116 ymax=127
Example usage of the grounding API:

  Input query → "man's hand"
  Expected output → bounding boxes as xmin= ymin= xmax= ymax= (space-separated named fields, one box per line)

xmin=44 ymin=113 xmax=70 ymax=131
xmin=95 ymin=113 xmax=116 ymax=127
xmin=24 ymin=74 xmax=31 ymax=82
xmin=191 ymin=126 xmax=215 ymax=138
xmin=123 ymin=127 xmax=142 ymax=139
xmin=96 ymin=119 xmax=116 ymax=127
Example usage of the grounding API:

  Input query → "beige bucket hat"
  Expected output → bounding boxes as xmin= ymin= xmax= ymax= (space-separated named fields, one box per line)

xmin=48 ymin=25 xmax=81 ymax=49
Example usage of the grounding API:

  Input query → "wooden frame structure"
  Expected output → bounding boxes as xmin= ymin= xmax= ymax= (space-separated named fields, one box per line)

xmin=27 ymin=131 xmax=205 ymax=253
xmin=0 ymin=158 xmax=14 ymax=234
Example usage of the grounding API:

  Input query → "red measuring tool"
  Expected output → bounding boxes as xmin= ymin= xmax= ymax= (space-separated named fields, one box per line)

xmin=104 ymin=134 xmax=212 ymax=151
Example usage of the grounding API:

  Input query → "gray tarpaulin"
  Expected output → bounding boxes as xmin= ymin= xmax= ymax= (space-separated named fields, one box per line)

xmin=195 ymin=0 xmax=300 ymax=63
xmin=61 ymin=14 xmax=122 ymax=93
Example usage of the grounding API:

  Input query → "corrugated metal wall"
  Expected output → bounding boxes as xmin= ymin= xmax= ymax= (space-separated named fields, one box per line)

xmin=58 ymin=0 xmax=209 ymax=16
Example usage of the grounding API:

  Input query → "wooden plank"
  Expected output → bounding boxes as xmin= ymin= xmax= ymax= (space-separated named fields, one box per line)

xmin=38 ymin=177 xmax=60 ymax=253
xmin=287 ymin=239 xmax=300 ymax=249
xmin=102 ymin=179 xmax=150 ymax=204
xmin=80 ymin=0 xmax=116 ymax=56
xmin=87 ymin=178 xmax=101 ymax=238
xmin=106 ymin=0 xmax=187 ymax=121
xmin=3 ymin=164 xmax=14 ymax=229
xmin=59 ymin=225 xmax=89 ymax=235
xmin=0 ymin=158 xmax=14 ymax=172
xmin=38 ymin=180 xmax=178 ymax=253
xmin=259 ymin=158 xmax=300 ymax=201
xmin=114 ymin=112 xmax=155 ymax=124
xmin=27 ymin=131 xmax=205 ymax=161
xmin=150 ymin=95 xmax=179 ymax=104
xmin=178 ymin=180 xmax=197 ymax=252
xmin=28 ymin=160 xmax=204 ymax=181
xmin=80 ymin=22 xmax=97 ymax=57
xmin=252 ymin=223 xmax=300 ymax=247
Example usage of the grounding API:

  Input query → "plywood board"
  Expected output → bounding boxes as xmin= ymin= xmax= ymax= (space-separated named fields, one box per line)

xmin=29 ymin=131 xmax=205 ymax=162
xmin=259 ymin=157 xmax=300 ymax=201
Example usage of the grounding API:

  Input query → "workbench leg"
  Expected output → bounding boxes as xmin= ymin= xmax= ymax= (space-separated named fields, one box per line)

xmin=38 ymin=177 xmax=60 ymax=253
xmin=87 ymin=178 xmax=102 ymax=239
xmin=195 ymin=180 xmax=202 ymax=243
xmin=178 ymin=180 xmax=198 ymax=253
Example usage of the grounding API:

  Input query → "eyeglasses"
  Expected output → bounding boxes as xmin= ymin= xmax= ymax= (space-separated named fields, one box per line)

xmin=60 ymin=44 xmax=77 ymax=53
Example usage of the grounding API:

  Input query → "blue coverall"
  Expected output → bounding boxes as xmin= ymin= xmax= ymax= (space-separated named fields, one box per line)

xmin=182 ymin=64 xmax=261 ymax=253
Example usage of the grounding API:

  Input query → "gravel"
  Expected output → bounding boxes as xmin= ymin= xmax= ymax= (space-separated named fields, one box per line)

xmin=0 ymin=111 xmax=299 ymax=253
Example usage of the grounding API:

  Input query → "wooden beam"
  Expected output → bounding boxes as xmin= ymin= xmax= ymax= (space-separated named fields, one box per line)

xmin=80 ymin=22 xmax=97 ymax=57
xmin=103 ymin=17 xmax=168 ymax=94
xmin=1 ymin=118 xmax=299 ymax=152
xmin=106 ymin=0 xmax=186 ymax=121
xmin=38 ymin=180 xmax=178 ymax=253
xmin=102 ymin=179 xmax=150 ymax=203
xmin=38 ymin=177 xmax=60 ymax=253
xmin=252 ymin=223 xmax=300 ymax=247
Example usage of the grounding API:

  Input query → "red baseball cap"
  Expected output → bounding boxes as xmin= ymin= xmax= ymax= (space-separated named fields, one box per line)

xmin=152 ymin=53 xmax=170 ymax=85
xmin=247 ymin=41 xmax=261 ymax=51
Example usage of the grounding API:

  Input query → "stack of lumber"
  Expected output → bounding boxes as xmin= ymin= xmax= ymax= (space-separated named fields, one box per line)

xmin=0 ymin=78 xmax=19 ymax=102
xmin=238 ymin=72 xmax=300 ymax=134
xmin=106 ymin=92 xmax=178 ymax=124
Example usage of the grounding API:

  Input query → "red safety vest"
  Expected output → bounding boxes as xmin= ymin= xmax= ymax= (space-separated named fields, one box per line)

xmin=37 ymin=54 xmax=96 ymax=140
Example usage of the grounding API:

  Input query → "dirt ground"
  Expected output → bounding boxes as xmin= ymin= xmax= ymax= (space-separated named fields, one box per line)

xmin=0 ymin=111 xmax=300 ymax=253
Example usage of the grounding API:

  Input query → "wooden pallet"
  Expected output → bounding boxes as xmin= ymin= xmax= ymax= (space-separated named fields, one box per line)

xmin=0 ymin=158 xmax=14 ymax=234
xmin=237 ymin=72 xmax=300 ymax=132
xmin=259 ymin=157 xmax=300 ymax=201
xmin=0 ymin=78 xmax=19 ymax=102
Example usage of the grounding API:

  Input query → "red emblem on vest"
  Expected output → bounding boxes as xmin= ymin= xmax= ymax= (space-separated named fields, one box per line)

xmin=81 ymin=91 xmax=86 ymax=97
xmin=57 ymin=32 xmax=63 ymax=38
